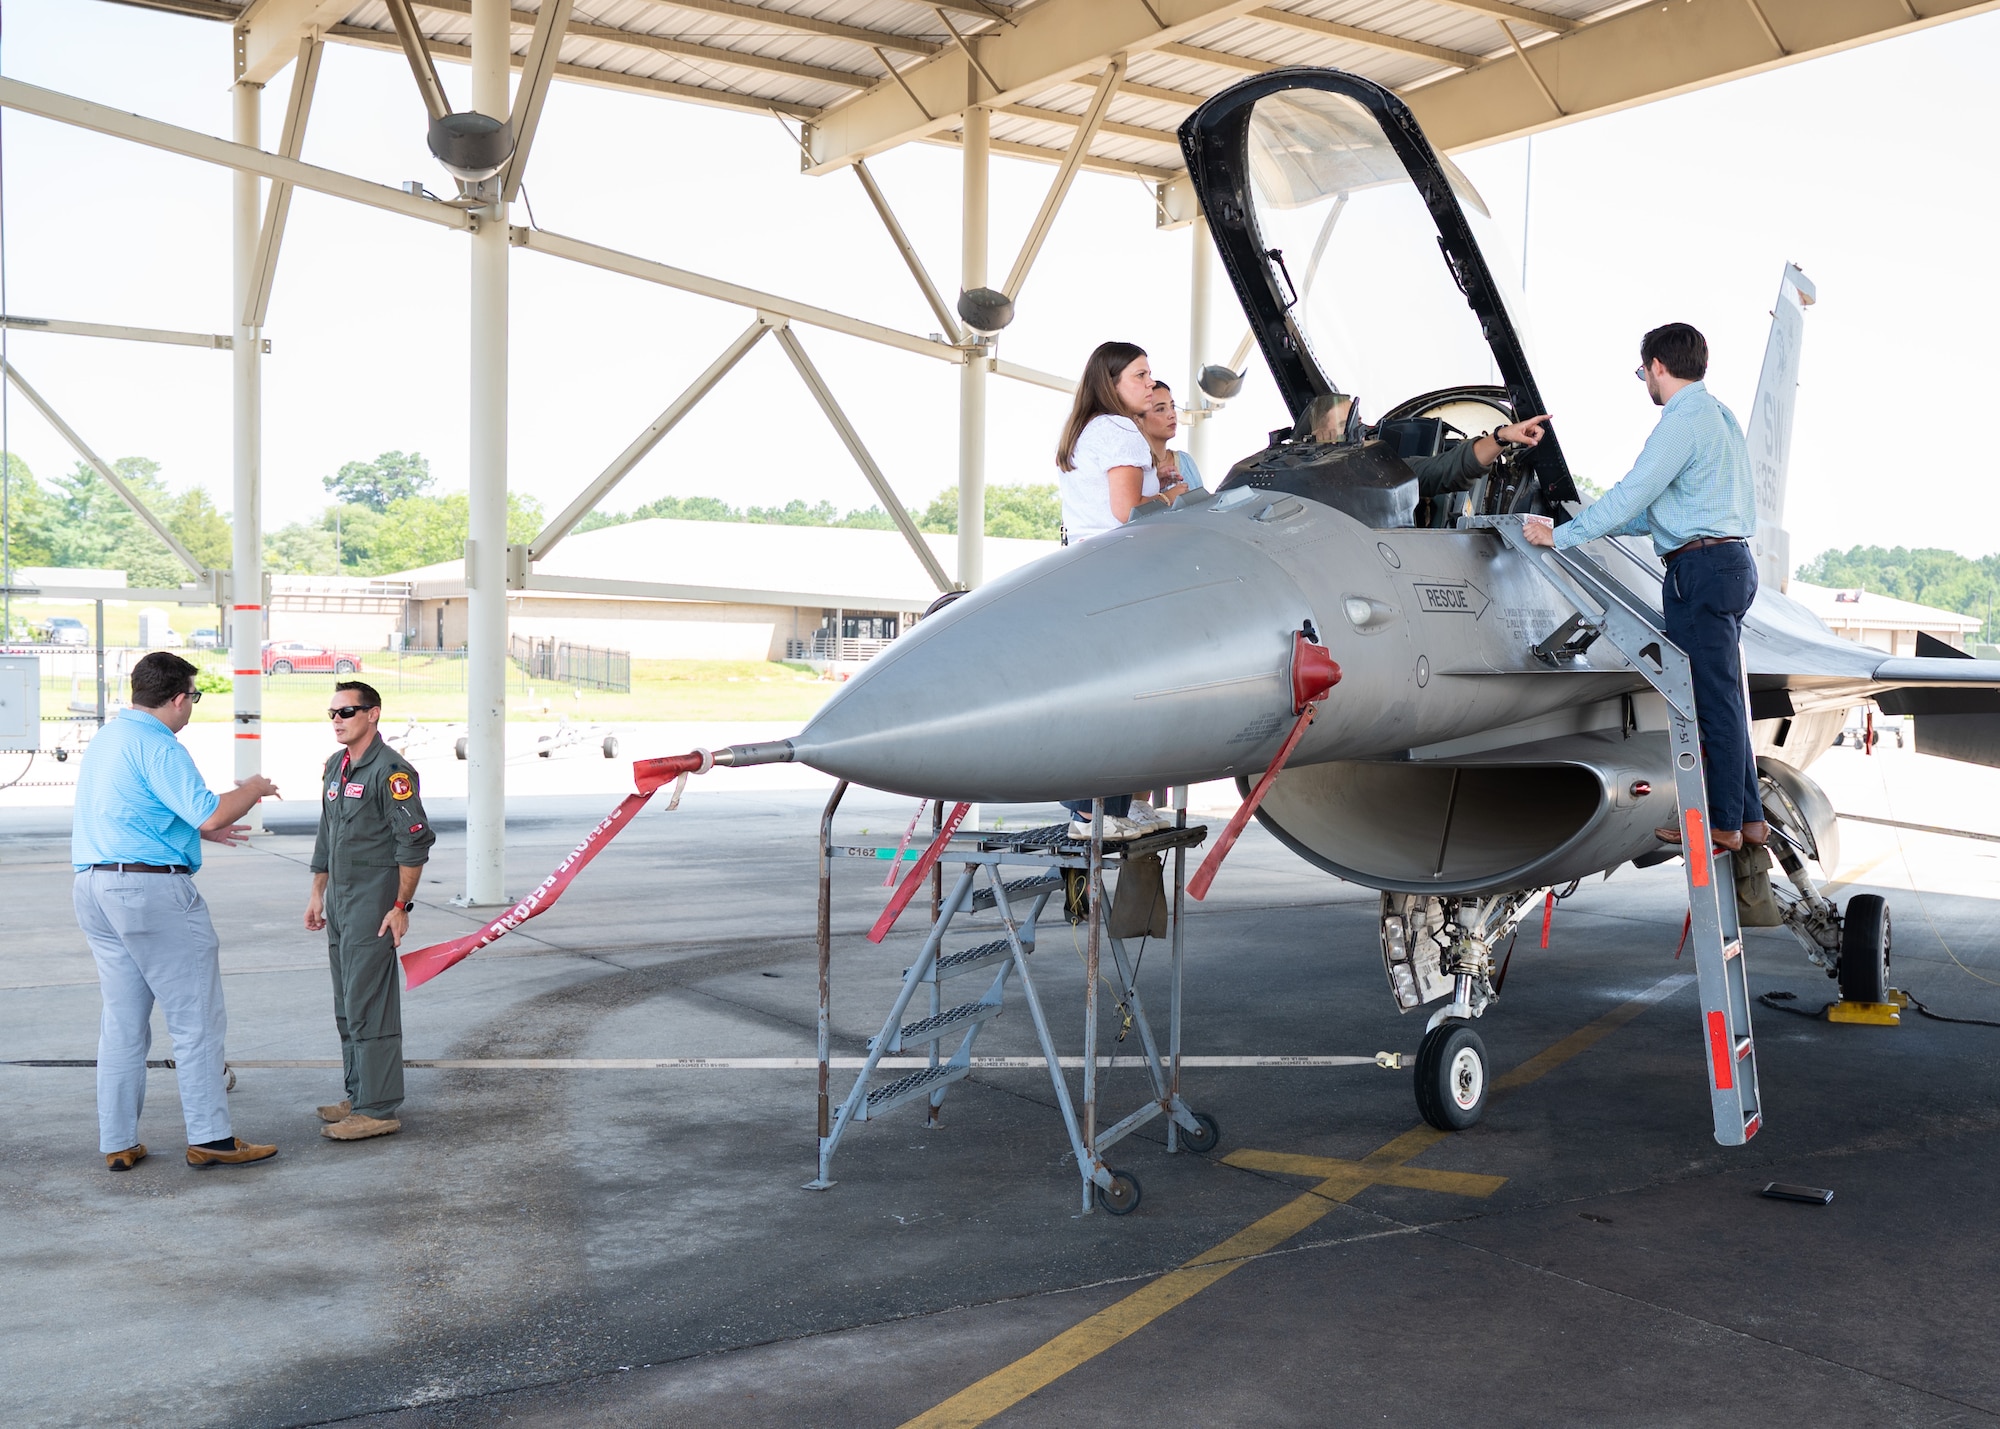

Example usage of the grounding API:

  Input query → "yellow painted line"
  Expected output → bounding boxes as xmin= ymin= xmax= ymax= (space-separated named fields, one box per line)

xmin=1222 ymin=1148 xmax=1506 ymax=1199
xmin=1822 ymin=849 xmax=1897 ymax=898
xmin=898 ymin=971 xmax=1693 ymax=1429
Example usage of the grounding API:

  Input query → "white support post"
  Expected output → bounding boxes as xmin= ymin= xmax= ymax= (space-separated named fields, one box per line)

xmin=464 ymin=0 xmax=511 ymax=906
xmin=956 ymin=103 xmax=988 ymax=592
xmin=230 ymin=74 xmax=265 ymax=825
xmin=1186 ymin=212 xmax=1213 ymax=476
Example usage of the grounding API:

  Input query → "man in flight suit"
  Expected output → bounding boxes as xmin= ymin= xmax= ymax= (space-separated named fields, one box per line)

xmin=305 ymin=680 xmax=436 ymax=1140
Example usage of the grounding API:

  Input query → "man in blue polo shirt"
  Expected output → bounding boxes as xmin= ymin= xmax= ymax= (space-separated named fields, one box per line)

xmin=73 ymin=651 xmax=282 ymax=1172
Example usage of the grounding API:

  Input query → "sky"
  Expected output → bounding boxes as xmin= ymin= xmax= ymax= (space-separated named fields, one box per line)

xmin=3 ymin=1 xmax=1998 ymax=569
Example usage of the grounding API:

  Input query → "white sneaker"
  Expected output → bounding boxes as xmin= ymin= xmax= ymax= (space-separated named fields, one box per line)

xmin=1068 ymin=815 xmax=1146 ymax=842
xmin=1127 ymin=800 xmax=1175 ymax=832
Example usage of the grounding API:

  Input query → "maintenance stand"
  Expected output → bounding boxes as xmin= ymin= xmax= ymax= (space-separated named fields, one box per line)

xmin=811 ymin=783 xmax=1212 ymax=1214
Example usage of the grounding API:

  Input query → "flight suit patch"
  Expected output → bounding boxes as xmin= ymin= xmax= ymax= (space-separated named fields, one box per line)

xmin=409 ymin=823 xmax=424 ymax=834
xmin=389 ymin=771 xmax=415 ymax=801
xmin=344 ymin=782 xmax=365 ymax=798
xmin=326 ymin=783 xmax=339 ymax=801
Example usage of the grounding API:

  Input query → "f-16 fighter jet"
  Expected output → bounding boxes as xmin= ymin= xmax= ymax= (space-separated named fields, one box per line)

xmin=632 ymin=70 xmax=2000 ymax=1144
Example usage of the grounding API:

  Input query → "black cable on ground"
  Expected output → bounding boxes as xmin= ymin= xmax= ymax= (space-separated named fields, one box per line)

xmin=1904 ymin=993 xmax=2000 ymax=1030
xmin=1759 ymin=990 xmax=1829 ymax=1020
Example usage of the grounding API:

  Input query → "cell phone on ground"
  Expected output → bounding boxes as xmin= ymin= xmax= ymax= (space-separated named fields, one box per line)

xmin=1761 ymin=1183 xmax=1833 ymax=1205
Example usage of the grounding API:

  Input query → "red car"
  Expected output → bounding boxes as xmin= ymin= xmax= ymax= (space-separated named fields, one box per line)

xmin=262 ymin=641 xmax=363 ymax=675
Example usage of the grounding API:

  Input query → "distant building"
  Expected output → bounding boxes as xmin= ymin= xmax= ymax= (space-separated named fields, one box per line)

xmin=389 ymin=518 xmax=1061 ymax=663
xmin=1787 ymin=581 xmax=1981 ymax=656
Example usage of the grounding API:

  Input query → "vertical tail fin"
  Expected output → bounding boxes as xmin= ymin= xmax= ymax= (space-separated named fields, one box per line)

xmin=1746 ymin=262 xmax=1815 ymax=592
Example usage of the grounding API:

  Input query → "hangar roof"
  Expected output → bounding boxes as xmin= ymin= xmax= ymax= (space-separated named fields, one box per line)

xmin=108 ymin=0 xmax=1997 ymax=185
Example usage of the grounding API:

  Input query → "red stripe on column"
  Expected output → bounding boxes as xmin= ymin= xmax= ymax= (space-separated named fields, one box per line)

xmin=233 ymin=732 xmax=261 ymax=740
xmin=232 ymin=604 xmax=262 ymax=610
xmin=1707 ymin=1010 xmax=1733 ymax=1090
xmin=232 ymin=669 xmax=260 ymax=676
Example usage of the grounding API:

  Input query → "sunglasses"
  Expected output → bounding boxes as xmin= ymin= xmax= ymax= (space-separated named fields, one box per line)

xmin=328 ymin=704 xmax=377 ymax=720
xmin=1634 ymin=364 xmax=1649 ymax=380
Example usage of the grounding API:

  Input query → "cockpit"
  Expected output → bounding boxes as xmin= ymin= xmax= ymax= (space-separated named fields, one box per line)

xmin=1183 ymin=73 xmax=1580 ymax=529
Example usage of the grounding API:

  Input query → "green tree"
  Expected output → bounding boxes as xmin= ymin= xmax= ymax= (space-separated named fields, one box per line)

xmin=836 ymin=505 xmax=895 ymax=530
xmin=35 ymin=458 xmax=193 ymax=587
xmin=163 ymin=486 xmax=232 ymax=571
xmin=322 ymin=451 xmax=434 ymax=512
xmin=265 ymin=521 xmax=340 ymax=575
xmin=366 ymin=491 xmax=545 ymax=574
xmin=0 ymin=453 xmax=56 ymax=572
xmin=917 ymin=482 xmax=1062 ymax=541
xmin=746 ymin=498 xmax=839 ymax=526
xmin=633 ymin=494 xmax=742 ymax=523
xmin=1796 ymin=545 xmax=2000 ymax=643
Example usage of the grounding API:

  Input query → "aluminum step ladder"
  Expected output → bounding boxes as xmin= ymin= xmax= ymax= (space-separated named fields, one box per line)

xmin=1477 ymin=516 xmax=1762 ymax=1145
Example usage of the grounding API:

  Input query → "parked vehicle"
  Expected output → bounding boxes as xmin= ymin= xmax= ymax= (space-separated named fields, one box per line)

xmin=46 ymin=617 xmax=89 ymax=647
xmin=262 ymin=640 xmax=363 ymax=675
xmin=190 ymin=628 xmax=222 ymax=649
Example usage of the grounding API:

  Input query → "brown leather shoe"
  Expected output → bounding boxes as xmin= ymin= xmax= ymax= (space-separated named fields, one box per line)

xmin=186 ymin=1137 xmax=278 ymax=1169
xmin=321 ymin=1113 xmax=401 ymax=1141
xmin=316 ymin=1099 xmax=352 ymax=1123
xmin=1743 ymin=821 xmax=1771 ymax=847
xmin=105 ymin=1144 xmax=147 ymax=1172
xmin=1713 ymin=829 xmax=1744 ymax=852
xmin=1655 ymin=825 xmax=1683 ymax=844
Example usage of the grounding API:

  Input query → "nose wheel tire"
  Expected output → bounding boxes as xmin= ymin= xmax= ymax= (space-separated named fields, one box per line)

xmin=1414 ymin=1020 xmax=1488 ymax=1131
xmin=1177 ymin=1111 xmax=1220 ymax=1154
xmin=1838 ymin=894 xmax=1891 ymax=1004
xmin=1096 ymin=1169 xmax=1142 ymax=1215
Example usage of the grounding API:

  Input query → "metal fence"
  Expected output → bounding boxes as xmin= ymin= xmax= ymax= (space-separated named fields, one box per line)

xmin=508 ymin=636 xmax=632 ymax=692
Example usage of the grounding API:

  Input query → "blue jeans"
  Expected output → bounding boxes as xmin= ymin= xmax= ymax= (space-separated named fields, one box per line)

xmin=73 ymin=868 xmax=233 ymax=1151
xmin=1662 ymin=541 xmax=1764 ymax=832
xmin=1060 ymin=795 xmax=1132 ymax=821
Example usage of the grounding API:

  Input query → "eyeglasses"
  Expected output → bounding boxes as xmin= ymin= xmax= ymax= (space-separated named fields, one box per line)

xmin=328 ymin=705 xmax=376 ymax=719
xmin=184 ymin=688 xmax=202 ymax=703
xmin=1634 ymin=364 xmax=1648 ymax=380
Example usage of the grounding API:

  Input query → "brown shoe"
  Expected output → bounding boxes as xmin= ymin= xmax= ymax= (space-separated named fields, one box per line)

xmin=186 ymin=1137 xmax=278 ymax=1169
xmin=1713 ymin=829 xmax=1744 ymax=852
xmin=105 ymin=1144 xmax=147 ymax=1172
xmin=1743 ymin=821 xmax=1771 ymax=847
xmin=321 ymin=1113 xmax=401 ymax=1141
xmin=1655 ymin=825 xmax=1683 ymax=845
xmin=316 ymin=1099 xmax=352 ymax=1123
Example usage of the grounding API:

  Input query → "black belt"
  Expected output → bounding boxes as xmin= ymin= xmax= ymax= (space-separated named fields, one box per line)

xmin=90 ymin=862 xmax=192 ymax=875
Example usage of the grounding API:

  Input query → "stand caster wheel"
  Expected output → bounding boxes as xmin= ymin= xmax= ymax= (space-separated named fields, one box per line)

xmin=1838 ymin=894 xmax=1891 ymax=1004
xmin=602 ymin=737 xmax=619 ymax=758
xmin=1096 ymin=1169 xmax=1142 ymax=1216
xmin=454 ymin=737 xmax=468 ymax=760
xmin=1178 ymin=1111 xmax=1220 ymax=1154
xmin=1414 ymin=1020 xmax=1487 ymax=1131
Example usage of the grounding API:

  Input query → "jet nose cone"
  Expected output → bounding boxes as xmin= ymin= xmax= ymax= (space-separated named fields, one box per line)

xmin=792 ymin=518 xmax=1313 ymax=801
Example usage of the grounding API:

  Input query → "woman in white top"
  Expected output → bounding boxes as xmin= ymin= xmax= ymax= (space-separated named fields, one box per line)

xmin=1051 ymin=343 xmax=1189 ymax=838
xmin=1139 ymin=380 xmax=1203 ymax=493
xmin=1056 ymin=342 xmax=1190 ymax=545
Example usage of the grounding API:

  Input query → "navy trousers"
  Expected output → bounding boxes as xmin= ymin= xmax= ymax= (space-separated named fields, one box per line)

xmin=1061 ymin=795 xmax=1132 ymax=821
xmin=1662 ymin=541 xmax=1764 ymax=832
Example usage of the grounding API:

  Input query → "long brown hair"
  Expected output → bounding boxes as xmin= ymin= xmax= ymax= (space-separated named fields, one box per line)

xmin=1057 ymin=341 xmax=1147 ymax=472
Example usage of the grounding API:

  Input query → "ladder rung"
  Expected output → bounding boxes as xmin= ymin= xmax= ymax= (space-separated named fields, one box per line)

xmin=918 ymin=938 xmax=1028 ymax=981
xmin=1723 ymin=939 xmax=1742 ymax=961
xmin=1743 ymin=1113 xmax=1762 ymax=1139
xmin=879 ymin=1000 xmax=1001 ymax=1052
xmin=862 ymin=1063 xmax=971 ymax=1119
xmin=1735 ymin=1036 xmax=1753 ymax=1061
xmin=972 ymin=870 xmax=1064 ymax=912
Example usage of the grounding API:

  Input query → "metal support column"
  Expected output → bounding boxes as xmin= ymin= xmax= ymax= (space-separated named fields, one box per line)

xmin=956 ymin=104 xmax=988 ymax=591
xmin=1186 ymin=213 xmax=1213 ymax=477
xmin=463 ymin=0 xmax=511 ymax=905
xmin=229 ymin=74 xmax=264 ymax=822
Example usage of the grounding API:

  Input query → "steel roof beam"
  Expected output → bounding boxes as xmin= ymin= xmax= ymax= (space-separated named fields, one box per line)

xmin=0 ymin=76 xmax=475 ymax=229
xmin=1067 ymin=71 xmax=1207 ymax=108
xmin=531 ymin=316 xmax=773 ymax=561
xmin=1 ymin=314 xmax=241 ymax=350
xmin=1402 ymin=0 xmax=1993 ymax=152
xmin=805 ymin=0 xmax=1265 ymax=172
xmin=996 ymin=103 xmax=1179 ymax=149
xmin=328 ymin=23 xmax=819 ymax=119
xmin=1418 ymin=0 xmax=1574 ymax=34
xmin=405 ymin=0 xmax=880 ymax=89
xmin=773 ymin=325 xmax=951 ymax=593
xmin=1246 ymin=8 xmax=1484 ymax=69
xmin=621 ymin=0 xmax=943 ymax=57
xmin=244 ymin=33 xmax=324 ymax=326
xmin=502 ymin=0 xmax=573 ymax=200
xmin=853 ymin=159 xmax=964 ymax=341
xmin=3 ymin=357 xmax=207 ymax=578
xmin=385 ymin=0 xmax=455 ymax=119
xmin=234 ymin=0 xmax=350 ymax=83
xmin=1001 ymin=58 xmax=1121 ymax=301
xmin=922 ymin=129 xmax=1179 ymax=182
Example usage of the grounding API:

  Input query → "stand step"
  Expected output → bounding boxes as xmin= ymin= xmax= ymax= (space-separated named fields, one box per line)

xmin=917 ymin=938 xmax=1029 ymax=981
xmin=876 ymin=1000 xmax=1002 ymax=1053
xmin=862 ymin=1063 xmax=971 ymax=1120
xmin=972 ymin=870 xmax=1064 ymax=912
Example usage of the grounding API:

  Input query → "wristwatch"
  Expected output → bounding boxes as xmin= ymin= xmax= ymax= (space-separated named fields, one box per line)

xmin=396 ymin=900 xmax=417 ymax=913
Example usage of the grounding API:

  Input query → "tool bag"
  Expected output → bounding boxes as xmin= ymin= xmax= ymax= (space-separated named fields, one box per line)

xmin=1108 ymin=853 xmax=1170 ymax=940
xmin=1734 ymin=842 xmax=1784 ymax=928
